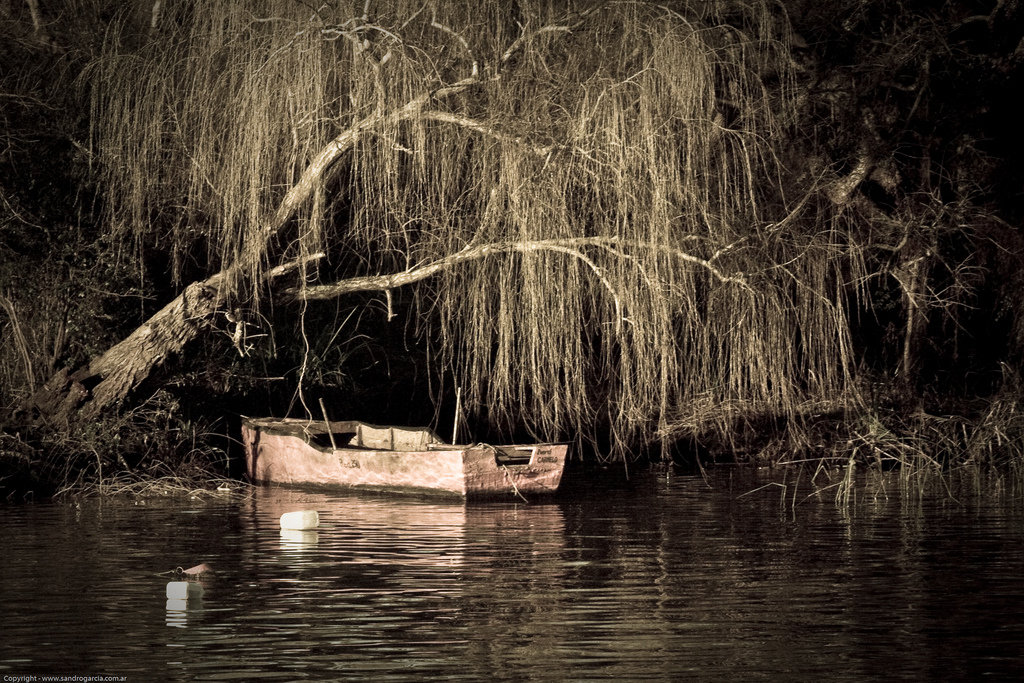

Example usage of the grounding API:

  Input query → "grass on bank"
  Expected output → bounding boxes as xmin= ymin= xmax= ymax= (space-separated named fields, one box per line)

xmin=0 ymin=390 xmax=243 ymax=502
xmin=3 ymin=387 xmax=1024 ymax=503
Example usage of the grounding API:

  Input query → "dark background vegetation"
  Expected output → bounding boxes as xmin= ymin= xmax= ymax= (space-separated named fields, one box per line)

xmin=2 ymin=0 xmax=1023 ymax=499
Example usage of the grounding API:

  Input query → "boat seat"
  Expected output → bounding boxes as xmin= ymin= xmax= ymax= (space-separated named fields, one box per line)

xmin=308 ymin=424 xmax=442 ymax=451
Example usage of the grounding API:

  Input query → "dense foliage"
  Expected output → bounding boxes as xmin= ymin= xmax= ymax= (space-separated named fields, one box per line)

xmin=1 ymin=1 xmax=1023 ymax=497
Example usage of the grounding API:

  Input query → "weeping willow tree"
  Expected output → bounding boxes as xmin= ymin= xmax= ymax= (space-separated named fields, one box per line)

xmin=28 ymin=0 xmax=864 ymax=457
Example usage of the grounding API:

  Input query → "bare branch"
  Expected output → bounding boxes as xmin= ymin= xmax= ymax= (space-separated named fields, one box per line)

xmin=24 ymin=0 xmax=53 ymax=46
xmin=827 ymin=148 xmax=873 ymax=206
xmin=430 ymin=9 xmax=477 ymax=78
xmin=289 ymin=236 xmax=747 ymax=301
xmin=266 ymin=252 xmax=325 ymax=280
xmin=25 ymin=0 xmax=44 ymax=35
xmin=420 ymin=110 xmax=554 ymax=156
xmin=320 ymin=19 xmax=404 ymax=73
xmin=246 ymin=76 xmax=491 ymax=267
xmin=149 ymin=0 xmax=162 ymax=34
xmin=497 ymin=2 xmax=607 ymax=67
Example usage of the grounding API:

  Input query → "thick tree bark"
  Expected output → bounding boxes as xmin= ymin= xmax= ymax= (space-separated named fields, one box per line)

xmin=24 ymin=257 xmax=318 ymax=426
xmin=26 ymin=277 xmax=223 ymax=424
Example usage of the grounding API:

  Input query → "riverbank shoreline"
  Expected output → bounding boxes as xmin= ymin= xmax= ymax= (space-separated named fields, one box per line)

xmin=4 ymin=394 xmax=1023 ymax=504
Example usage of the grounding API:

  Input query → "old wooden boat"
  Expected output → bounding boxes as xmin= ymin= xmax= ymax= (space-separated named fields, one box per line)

xmin=241 ymin=417 xmax=567 ymax=498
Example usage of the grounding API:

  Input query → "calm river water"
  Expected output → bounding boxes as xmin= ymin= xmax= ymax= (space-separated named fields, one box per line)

xmin=2 ymin=466 xmax=1023 ymax=681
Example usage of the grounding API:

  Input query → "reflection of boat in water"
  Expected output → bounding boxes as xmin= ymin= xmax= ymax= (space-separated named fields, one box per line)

xmin=242 ymin=417 xmax=567 ymax=498
xmin=248 ymin=488 xmax=568 ymax=576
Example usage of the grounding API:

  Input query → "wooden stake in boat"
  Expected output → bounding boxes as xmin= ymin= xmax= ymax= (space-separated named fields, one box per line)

xmin=318 ymin=398 xmax=338 ymax=450
xmin=452 ymin=387 xmax=461 ymax=445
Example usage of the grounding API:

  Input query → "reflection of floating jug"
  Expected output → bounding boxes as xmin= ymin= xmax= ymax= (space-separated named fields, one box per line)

xmin=280 ymin=527 xmax=319 ymax=549
xmin=280 ymin=510 xmax=319 ymax=530
xmin=165 ymin=601 xmax=189 ymax=628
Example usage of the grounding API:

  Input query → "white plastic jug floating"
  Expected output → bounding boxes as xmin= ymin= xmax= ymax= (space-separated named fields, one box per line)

xmin=166 ymin=581 xmax=204 ymax=600
xmin=280 ymin=510 xmax=319 ymax=530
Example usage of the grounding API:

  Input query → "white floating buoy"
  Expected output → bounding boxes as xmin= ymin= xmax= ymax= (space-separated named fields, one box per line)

xmin=166 ymin=581 xmax=205 ymax=601
xmin=280 ymin=510 xmax=319 ymax=530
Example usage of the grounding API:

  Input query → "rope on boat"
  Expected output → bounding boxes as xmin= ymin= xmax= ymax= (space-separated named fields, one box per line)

xmin=474 ymin=443 xmax=531 ymax=503
xmin=500 ymin=464 xmax=529 ymax=503
xmin=464 ymin=444 xmax=532 ymax=501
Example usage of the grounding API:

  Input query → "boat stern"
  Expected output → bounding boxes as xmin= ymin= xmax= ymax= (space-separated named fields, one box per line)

xmin=461 ymin=443 xmax=568 ymax=498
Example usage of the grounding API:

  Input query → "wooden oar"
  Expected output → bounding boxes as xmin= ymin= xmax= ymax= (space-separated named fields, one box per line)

xmin=319 ymin=398 xmax=338 ymax=450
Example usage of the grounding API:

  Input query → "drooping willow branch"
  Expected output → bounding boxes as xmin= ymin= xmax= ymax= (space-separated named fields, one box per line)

xmin=240 ymin=8 xmax=590 ymax=273
xmin=244 ymin=74 xmax=486 ymax=269
xmin=419 ymin=111 xmax=556 ymax=157
xmin=289 ymin=236 xmax=748 ymax=301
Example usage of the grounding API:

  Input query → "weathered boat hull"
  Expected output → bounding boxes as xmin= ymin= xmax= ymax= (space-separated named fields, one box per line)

xmin=242 ymin=417 xmax=567 ymax=498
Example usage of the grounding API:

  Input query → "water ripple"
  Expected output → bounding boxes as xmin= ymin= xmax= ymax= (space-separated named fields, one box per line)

xmin=2 ymin=472 xmax=1024 ymax=680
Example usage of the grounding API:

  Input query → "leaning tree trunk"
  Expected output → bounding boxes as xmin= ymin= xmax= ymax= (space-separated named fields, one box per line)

xmin=23 ymin=65 xmax=497 ymax=426
xmin=26 ymin=274 xmax=231 ymax=425
xmin=26 ymin=254 xmax=326 ymax=425
xmin=21 ymin=110 xmax=361 ymax=425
